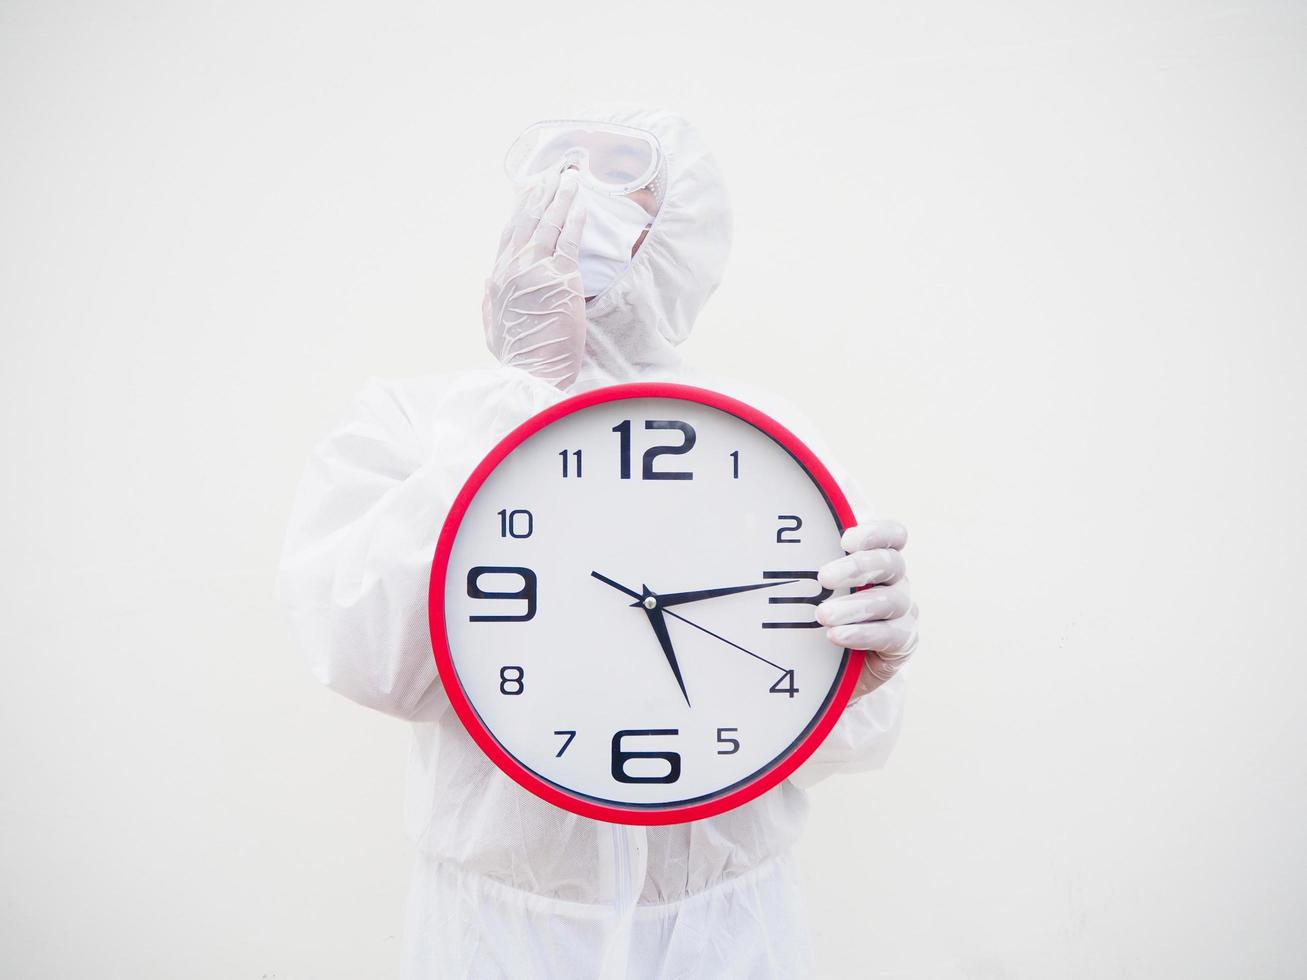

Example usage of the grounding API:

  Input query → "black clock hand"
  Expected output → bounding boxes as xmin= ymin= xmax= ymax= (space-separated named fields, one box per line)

xmin=642 ymin=590 xmax=692 ymax=709
xmin=661 ymin=607 xmax=789 ymax=673
xmin=639 ymin=579 xmax=799 ymax=609
xmin=591 ymin=570 xmax=643 ymax=601
xmin=593 ymin=572 xmax=692 ymax=708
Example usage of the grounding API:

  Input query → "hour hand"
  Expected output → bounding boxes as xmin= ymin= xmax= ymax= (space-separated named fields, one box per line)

xmin=592 ymin=572 xmax=691 ymax=708
xmin=648 ymin=579 xmax=799 ymax=609
xmin=640 ymin=586 xmax=691 ymax=708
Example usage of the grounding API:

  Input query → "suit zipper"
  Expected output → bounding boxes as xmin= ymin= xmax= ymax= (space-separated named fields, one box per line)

xmin=612 ymin=823 xmax=631 ymax=908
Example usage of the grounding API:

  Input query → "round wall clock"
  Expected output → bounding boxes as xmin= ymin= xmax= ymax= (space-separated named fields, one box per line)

xmin=429 ymin=383 xmax=863 ymax=825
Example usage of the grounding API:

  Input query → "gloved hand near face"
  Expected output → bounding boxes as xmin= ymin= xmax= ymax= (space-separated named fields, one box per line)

xmin=484 ymin=122 xmax=660 ymax=392
xmin=482 ymin=169 xmax=589 ymax=389
xmin=816 ymin=519 xmax=919 ymax=698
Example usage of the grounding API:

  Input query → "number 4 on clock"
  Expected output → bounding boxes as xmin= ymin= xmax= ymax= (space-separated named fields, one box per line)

xmin=769 ymin=669 xmax=798 ymax=698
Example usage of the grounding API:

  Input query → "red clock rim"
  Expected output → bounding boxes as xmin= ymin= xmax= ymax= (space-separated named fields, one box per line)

xmin=428 ymin=382 xmax=865 ymax=826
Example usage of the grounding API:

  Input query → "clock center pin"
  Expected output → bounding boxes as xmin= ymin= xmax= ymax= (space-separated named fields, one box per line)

xmin=643 ymin=595 xmax=658 ymax=610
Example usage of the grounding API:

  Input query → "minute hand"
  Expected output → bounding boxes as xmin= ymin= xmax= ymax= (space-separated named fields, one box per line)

xmin=650 ymin=579 xmax=798 ymax=608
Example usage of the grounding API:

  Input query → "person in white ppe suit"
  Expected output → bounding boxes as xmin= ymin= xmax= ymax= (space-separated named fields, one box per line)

xmin=278 ymin=107 xmax=920 ymax=979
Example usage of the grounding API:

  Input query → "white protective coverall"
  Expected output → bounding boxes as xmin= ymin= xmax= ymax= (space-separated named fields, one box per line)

xmin=278 ymin=106 xmax=907 ymax=979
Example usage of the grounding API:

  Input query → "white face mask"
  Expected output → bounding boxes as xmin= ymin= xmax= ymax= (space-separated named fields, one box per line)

xmin=575 ymin=183 xmax=652 ymax=299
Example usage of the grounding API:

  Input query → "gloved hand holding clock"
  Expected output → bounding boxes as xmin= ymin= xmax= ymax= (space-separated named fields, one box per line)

xmin=817 ymin=519 xmax=919 ymax=698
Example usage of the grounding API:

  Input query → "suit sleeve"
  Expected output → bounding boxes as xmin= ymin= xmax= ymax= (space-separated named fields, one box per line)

xmin=276 ymin=371 xmax=559 ymax=721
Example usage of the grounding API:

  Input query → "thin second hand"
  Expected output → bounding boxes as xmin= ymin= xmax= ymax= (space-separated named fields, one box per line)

xmin=661 ymin=608 xmax=788 ymax=672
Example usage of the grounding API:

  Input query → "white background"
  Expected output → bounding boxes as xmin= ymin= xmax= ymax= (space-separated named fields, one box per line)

xmin=2 ymin=1 xmax=1304 ymax=977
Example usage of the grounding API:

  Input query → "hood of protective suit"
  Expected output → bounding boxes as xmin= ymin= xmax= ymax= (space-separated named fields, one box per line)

xmin=564 ymin=107 xmax=733 ymax=390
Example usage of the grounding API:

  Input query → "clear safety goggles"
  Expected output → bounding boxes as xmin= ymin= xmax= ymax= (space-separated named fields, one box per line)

xmin=504 ymin=120 xmax=666 ymax=207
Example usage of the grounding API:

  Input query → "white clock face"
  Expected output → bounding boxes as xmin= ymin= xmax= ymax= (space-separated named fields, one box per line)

xmin=432 ymin=386 xmax=858 ymax=824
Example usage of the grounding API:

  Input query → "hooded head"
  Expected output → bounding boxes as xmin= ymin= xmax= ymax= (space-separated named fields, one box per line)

xmin=493 ymin=108 xmax=733 ymax=391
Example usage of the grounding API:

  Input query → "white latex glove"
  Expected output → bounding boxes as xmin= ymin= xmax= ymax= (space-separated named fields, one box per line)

xmin=816 ymin=520 xmax=919 ymax=698
xmin=482 ymin=169 xmax=588 ymax=389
